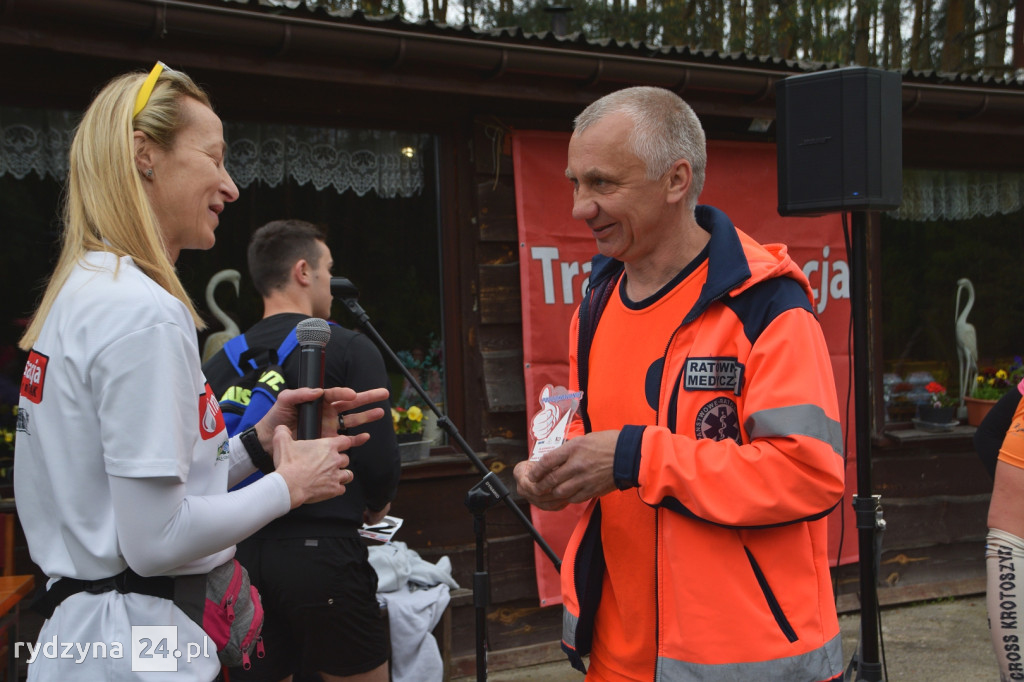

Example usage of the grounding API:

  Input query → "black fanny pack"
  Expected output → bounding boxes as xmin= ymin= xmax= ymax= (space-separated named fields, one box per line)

xmin=35 ymin=560 xmax=265 ymax=669
xmin=34 ymin=568 xmax=173 ymax=618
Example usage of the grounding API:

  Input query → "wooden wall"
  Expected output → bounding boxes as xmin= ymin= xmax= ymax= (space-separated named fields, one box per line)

xmin=833 ymin=429 xmax=991 ymax=611
xmin=388 ymin=117 xmax=564 ymax=676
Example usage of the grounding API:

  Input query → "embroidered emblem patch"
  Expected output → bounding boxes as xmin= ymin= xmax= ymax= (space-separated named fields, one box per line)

xmin=695 ymin=397 xmax=742 ymax=443
xmin=20 ymin=350 xmax=49 ymax=404
xmin=198 ymin=382 xmax=226 ymax=441
xmin=684 ymin=357 xmax=744 ymax=395
xmin=16 ymin=407 xmax=30 ymax=436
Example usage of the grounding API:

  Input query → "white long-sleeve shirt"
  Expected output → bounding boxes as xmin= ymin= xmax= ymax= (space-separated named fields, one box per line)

xmin=15 ymin=251 xmax=290 ymax=680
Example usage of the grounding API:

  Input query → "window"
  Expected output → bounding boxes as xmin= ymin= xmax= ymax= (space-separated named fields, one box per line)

xmin=879 ymin=170 xmax=1024 ymax=426
xmin=0 ymin=110 xmax=447 ymax=449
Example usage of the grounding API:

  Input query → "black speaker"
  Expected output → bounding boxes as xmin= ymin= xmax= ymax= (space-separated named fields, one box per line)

xmin=776 ymin=66 xmax=902 ymax=216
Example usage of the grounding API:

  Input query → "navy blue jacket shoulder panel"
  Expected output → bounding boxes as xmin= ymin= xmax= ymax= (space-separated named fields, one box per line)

xmin=724 ymin=277 xmax=814 ymax=347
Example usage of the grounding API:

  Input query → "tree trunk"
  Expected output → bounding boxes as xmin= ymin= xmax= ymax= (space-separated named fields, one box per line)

xmin=853 ymin=0 xmax=873 ymax=65
xmin=980 ymin=0 xmax=1011 ymax=73
xmin=682 ymin=0 xmax=699 ymax=34
xmin=940 ymin=0 xmax=968 ymax=71
xmin=881 ymin=0 xmax=902 ymax=68
xmin=1016 ymin=3 xmax=1024 ymax=68
xmin=774 ymin=0 xmax=798 ymax=57
xmin=728 ymin=0 xmax=747 ymax=53
xmin=751 ymin=0 xmax=771 ymax=55
xmin=909 ymin=0 xmax=927 ymax=69
xmin=704 ymin=0 xmax=725 ymax=50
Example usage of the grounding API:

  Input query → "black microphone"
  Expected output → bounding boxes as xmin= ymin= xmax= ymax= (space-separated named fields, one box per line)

xmin=331 ymin=277 xmax=370 ymax=325
xmin=330 ymin=277 xmax=359 ymax=300
xmin=296 ymin=318 xmax=331 ymax=440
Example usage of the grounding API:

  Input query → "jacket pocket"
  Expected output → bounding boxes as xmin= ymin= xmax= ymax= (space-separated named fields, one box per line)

xmin=744 ymin=547 xmax=798 ymax=643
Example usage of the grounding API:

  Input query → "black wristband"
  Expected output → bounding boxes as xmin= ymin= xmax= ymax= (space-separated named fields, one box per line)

xmin=240 ymin=426 xmax=275 ymax=474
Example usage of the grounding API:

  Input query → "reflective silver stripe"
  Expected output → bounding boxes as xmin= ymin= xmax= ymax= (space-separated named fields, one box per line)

xmin=562 ymin=607 xmax=578 ymax=650
xmin=744 ymin=403 xmax=844 ymax=456
xmin=658 ymin=632 xmax=843 ymax=681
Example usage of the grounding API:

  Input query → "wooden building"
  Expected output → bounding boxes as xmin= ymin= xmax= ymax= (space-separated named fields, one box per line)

xmin=2 ymin=0 xmax=1023 ymax=676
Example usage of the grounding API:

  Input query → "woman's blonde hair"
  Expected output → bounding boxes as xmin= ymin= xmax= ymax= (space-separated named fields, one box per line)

xmin=19 ymin=66 xmax=212 ymax=350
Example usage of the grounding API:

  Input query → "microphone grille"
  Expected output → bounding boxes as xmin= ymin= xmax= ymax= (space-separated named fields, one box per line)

xmin=296 ymin=318 xmax=331 ymax=348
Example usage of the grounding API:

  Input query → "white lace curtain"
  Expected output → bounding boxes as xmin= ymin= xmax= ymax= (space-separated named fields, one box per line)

xmin=889 ymin=169 xmax=1024 ymax=221
xmin=0 ymin=107 xmax=427 ymax=198
xmin=4 ymin=106 xmax=1022 ymax=217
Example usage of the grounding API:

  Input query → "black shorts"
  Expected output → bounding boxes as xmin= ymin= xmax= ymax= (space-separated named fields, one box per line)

xmin=230 ymin=535 xmax=389 ymax=680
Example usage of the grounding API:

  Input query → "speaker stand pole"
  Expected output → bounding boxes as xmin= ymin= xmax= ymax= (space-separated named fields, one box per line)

xmin=849 ymin=210 xmax=886 ymax=681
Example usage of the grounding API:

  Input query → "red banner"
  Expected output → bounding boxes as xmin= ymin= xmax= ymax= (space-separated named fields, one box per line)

xmin=514 ymin=131 xmax=859 ymax=607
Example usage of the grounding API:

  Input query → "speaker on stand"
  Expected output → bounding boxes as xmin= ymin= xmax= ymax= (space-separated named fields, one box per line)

xmin=775 ymin=66 xmax=902 ymax=682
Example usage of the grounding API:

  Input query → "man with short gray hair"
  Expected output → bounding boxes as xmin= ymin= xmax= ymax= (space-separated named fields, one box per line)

xmin=515 ymin=87 xmax=846 ymax=681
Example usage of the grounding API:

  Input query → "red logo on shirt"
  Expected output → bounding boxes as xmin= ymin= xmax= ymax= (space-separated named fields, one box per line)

xmin=20 ymin=350 xmax=48 ymax=404
xmin=199 ymin=382 xmax=225 ymax=440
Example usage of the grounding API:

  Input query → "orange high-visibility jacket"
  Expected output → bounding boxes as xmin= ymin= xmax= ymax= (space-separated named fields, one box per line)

xmin=561 ymin=205 xmax=846 ymax=681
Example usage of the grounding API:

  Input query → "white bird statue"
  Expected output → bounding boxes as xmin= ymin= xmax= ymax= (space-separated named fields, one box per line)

xmin=202 ymin=269 xmax=242 ymax=363
xmin=955 ymin=277 xmax=979 ymax=411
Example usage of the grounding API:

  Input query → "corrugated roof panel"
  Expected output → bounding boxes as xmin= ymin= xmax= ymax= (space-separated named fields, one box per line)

xmin=222 ymin=0 xmax=1023 ymax=89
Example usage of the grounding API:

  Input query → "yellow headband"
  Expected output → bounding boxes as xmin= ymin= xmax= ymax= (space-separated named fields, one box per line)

xmin=133 ymin=62 xmax=166 ymax=119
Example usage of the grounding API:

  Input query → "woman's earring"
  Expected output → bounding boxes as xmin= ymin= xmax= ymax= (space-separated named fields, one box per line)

xmin=145 ymin=169 xmax=154 ymax=179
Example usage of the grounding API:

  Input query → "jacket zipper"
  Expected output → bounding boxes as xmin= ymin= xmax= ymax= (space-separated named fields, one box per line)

xmin=576 ymin=294 xmax=585 ymax=430
xmin=654 ymin=325 xmax=684 ymax=426
xmin=651 ymin=336 xmax=676 ymax=682
xmin=653 ymin=505 xmax=660 ymax=681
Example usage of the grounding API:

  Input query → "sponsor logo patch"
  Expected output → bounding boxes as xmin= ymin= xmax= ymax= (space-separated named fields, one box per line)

xmin=695 ymin=397 xmax=742 ymax=443
xmin=216 ymin=439 xmax=229 ymax=463
xmin=684 ymin=357 xmax=744 ymax=395
xmin=198 ymin=382 xmax=225 ymax=441
xmin=16 ymin=407 xmax=30 ymax=436
xmin=20 ymin=350 xmax=49 ymax=404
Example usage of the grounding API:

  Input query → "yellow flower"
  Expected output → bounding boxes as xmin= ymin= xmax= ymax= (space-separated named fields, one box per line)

xmin=407 ymin=405 xmax=423 ymax=422
xmin=391 ymin=408 xmax=400 ymax=425
xmin=997 ymin=369 xmax=1008 ymax=380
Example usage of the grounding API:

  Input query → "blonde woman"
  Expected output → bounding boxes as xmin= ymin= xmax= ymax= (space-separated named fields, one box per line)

xmin=15 ymin=63 xmax=386 ymax=681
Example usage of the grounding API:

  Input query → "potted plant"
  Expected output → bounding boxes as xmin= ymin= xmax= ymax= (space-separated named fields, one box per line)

xmin=915 ymin=382 xmax=958 ymax=429
xmin=966 ymin=358 xmax=1024 ymax=426
xmin=392 ymin=404 xmax=430 ymax=462
xmin=392 ymin=404 xmax=424 ymax=441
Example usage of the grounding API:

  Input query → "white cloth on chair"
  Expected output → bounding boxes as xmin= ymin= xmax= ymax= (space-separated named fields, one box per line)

xmin=369 ymin=541 xmax=459 ymax=682
xmin=369 ymin=540 xmax=459 ymax=593
xmin=378 ymin=583 xmax=451 ymax=682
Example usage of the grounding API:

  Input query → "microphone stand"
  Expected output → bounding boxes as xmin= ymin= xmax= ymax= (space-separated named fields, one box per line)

xmin=332 ymin=278 xmax=561 ymax=682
